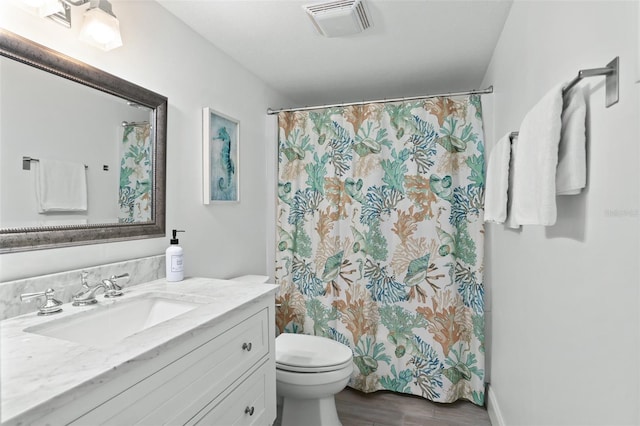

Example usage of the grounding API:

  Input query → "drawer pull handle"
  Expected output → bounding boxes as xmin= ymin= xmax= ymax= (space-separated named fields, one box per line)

xmin=242 ymin=342 xmax=252 ymax=351
xmin=245 ymin=406 xmax=255 ymax=416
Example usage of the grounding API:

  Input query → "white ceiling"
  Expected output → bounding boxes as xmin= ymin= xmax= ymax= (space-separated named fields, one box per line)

xmin=156 ymin=0 xmax=513 ymax=108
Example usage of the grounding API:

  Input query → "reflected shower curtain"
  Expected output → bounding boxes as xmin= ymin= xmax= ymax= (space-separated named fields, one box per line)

xmin=118 ymin=123 xmax=152 ymax=223
xmin=274 ymin=95 xmax=486 ymax=405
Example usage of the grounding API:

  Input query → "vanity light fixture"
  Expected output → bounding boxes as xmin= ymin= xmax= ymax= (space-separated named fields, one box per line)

xmin=78 ymin=0 xmax=123 ymax=51
xmin=19 ymin=0 xmax=123 ymax=51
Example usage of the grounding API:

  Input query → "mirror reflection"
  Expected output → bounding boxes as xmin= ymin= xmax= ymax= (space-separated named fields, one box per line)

xmin=0 ymin=29 xmax=167 ymax=253
xmin=1 ymin=57 xmax=154 ymax=229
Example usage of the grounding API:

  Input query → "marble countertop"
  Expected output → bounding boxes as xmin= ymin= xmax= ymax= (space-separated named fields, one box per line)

xmin=0 ymin=277 xmax=278 ymax=424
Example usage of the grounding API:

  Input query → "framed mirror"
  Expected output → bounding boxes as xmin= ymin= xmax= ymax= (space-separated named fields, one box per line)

xmin=0 ymin=29 xmax=167 ymax=253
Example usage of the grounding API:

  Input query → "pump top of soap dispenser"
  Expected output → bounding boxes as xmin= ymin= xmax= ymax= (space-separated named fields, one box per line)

xmin=170 ymin=229 xmax=185 ymax=245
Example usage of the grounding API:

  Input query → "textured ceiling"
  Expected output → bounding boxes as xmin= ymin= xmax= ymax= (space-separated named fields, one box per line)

xmin=156 ymin=0 xmax=513 ymax=108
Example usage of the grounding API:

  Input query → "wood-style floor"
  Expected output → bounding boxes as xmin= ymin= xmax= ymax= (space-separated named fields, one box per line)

xmin=276 ymin=387 xmax=492 ymax=426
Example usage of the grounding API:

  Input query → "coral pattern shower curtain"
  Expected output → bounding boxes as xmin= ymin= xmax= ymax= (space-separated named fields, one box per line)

xmin=275 ymin=96 xmax=486 ymax=405
xmin=118 ymin=123 xmax=152 ymax=223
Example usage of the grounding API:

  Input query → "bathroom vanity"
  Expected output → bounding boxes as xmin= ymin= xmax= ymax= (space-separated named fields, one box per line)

xmin=0 ymin=277 xmax=278 ymax=425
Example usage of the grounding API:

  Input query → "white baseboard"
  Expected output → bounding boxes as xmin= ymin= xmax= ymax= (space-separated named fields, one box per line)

xmin=487 ymin=384 xmax=505 ymax=426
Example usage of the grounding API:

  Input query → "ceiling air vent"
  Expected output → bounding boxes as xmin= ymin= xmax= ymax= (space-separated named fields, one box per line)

xmin=303 ymin=0 xmax=371 ymax=37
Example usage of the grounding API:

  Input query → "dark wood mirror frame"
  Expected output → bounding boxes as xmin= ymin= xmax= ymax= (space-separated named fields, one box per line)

xmin=0 ymin=29 xmax=167 ymax=253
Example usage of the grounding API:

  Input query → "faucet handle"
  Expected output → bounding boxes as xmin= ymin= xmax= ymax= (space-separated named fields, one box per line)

xmin=103 ymin=273 xmax=129 ymax=298
xmin=109 ymin=273 xmax=130 ymax=288
xmin=20 ymin=288 xmax=63 ymax=316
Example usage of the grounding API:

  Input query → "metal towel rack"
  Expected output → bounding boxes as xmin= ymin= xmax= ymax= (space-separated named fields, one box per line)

xmin=508 ymin=56 xmax=619 ymax=143
xmin=22 ymin=156 xmax=88 ymax=171
xmin=563 ymin=56 xmax=619 ymax=107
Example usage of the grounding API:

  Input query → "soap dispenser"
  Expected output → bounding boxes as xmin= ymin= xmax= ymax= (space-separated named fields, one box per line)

xmin=166 ymin=229 xmax=185 ymax=282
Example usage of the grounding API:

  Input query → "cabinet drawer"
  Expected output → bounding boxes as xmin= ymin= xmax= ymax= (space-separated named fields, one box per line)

xmin=190 ymin=361 xmax=275 ymax=426
xmin=71 ymin=308 xmax=270 ymax=425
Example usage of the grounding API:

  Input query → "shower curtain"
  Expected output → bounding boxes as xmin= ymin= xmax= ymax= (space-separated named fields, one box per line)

xmin=274 ymin=95 xmax=486 ymax=405
xmin=118 ymin=123 xmax=152 ymax=223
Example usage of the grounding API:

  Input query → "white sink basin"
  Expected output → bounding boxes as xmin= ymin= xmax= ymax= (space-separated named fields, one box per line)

xmin=24 ymin=295 xmax=204 ymax=348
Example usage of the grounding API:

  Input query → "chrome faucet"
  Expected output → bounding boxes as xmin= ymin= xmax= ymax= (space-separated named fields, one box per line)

xmin=72 ymin=272 xmax=129 ymax=306
xmin=71 ymin=271 xmax=95 ymax=304
xmin=72 ymin=271 xmax=101 ymax=306
xmin=72 ymin=283 xmax=103 ymax=306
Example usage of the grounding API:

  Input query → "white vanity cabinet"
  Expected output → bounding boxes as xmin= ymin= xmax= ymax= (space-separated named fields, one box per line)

xmin=66 ymin=294 xmax=277 ymax=426
xmin=0 ymin=280 xmax=279 ymax=426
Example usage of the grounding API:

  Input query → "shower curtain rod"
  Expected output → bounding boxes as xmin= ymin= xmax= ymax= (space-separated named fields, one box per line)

xmin=121 ymin=120 xmax=149 ymax=127
xmin=266 ymin=85 xmax=494 ymax=115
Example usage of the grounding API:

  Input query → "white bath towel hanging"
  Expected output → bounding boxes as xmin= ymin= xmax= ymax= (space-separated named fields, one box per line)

xmin=484 ymin=133 xmax=512 ymax=224
xmin=35 ymin=158 xmax=88 ymax=213
xmin=556 ymin=86 xmax=587 ymax=195
xmin=510 ymin=83 xmax=564 ymax=226
xmin=505 ymin=137 xmax=520 ymax=229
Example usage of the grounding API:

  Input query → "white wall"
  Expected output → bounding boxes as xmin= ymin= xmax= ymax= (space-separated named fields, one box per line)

xmin=482 ymin=1 xmax=639 ymax=425
xmin=0 ymin=1 xmax=291 ymax=282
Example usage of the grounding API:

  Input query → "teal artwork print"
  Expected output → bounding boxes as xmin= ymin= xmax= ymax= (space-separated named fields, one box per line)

xmin=275 ymin=95 xmax=486 ymax=405
xmin=215 ymin=127 xmax=235 ymax=192
xmin=207 ymin=110 xmax=238 ymax=202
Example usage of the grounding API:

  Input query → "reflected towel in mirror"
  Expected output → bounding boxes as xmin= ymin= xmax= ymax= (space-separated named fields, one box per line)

xmin=35 ymin=159 xmax=88 ymax=213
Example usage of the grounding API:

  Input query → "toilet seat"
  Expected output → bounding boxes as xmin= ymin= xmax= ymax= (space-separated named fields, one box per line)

xmin=277 ymin=358 xmax=353 ymax=373
xmin=276 ymin=333 xmax=353 ymax=373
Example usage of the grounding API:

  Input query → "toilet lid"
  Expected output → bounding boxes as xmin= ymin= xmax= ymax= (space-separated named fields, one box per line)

xmin=276 ymin=333 xmax=352 ymax=372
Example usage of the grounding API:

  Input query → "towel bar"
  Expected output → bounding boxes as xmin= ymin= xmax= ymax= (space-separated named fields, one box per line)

xmin=22 ymin=156 xmax=88 ymax=171
xmin=563 ymin=56 xmax=619 ymax=107
xmin=507 ymin=57 xmax=620 ymax=143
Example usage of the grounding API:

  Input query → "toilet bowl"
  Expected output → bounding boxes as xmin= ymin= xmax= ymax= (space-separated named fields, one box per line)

xmin=276 ymin=333 xmax=353 ymax=426
xmin=230 ymin=275 xmax=353 ymax=426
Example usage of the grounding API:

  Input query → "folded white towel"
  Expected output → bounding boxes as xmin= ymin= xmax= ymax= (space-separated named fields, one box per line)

xmin=35 ymin=159 xmax=87 ymax=213
xmin=505 ymin=137 xmax=520 ymax=229
xmin=511 ymin=84 xmax=564 ymax=226
xmin=556 ymin=87 xmax=587 ymax=195
xmin=484 ymin=133 xmax=512 ymax=224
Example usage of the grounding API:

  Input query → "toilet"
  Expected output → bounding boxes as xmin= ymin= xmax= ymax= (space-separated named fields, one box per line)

xmin=230 ymin=275 xmax=353 ymax=426
xmin=276 ymin=333 xmax=353 ymax=426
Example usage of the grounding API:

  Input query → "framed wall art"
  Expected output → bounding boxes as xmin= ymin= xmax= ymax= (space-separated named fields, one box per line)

xmin=202 ymin=107 xmax=239 ymax=204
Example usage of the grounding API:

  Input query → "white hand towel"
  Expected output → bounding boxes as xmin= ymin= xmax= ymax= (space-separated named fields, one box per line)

xmin=35 ymin=159 xmax=88 ymax=213
xmin=511 ymin=84 xmax=564 ymax=226
xmin=556 ymin=87 xmax=587 ymax=195
xmin=484 ymin=133 xmax=512 ymax=224
xmin=505 ymin=138 xmax=520 ymax=229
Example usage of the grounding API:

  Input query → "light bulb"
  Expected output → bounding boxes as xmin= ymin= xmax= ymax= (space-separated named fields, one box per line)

xmin=20 ymin=0 xmax=63 ymax=17
xmin=23 ymin=0 xmax=45 ymax=7
xmin=85 ymin=20 xmax=115 ymax=44
xmin=79 ymin=5 xmax=123 ymax=51
xmin=38 ymin=0 xmax=63 ymax=17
